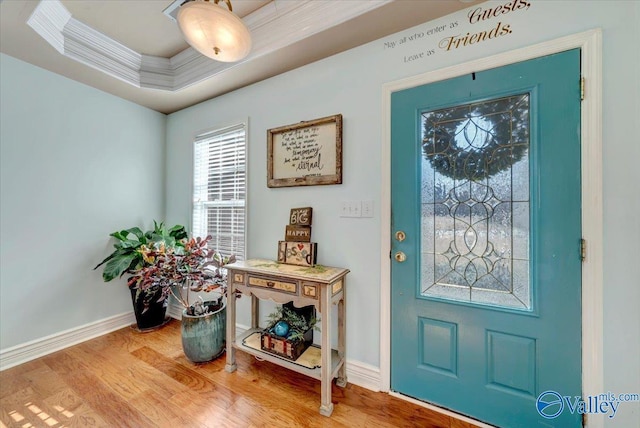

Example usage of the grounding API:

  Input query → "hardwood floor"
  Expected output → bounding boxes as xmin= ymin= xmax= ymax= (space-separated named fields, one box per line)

xmin=0 ymin=320 xmax=481 ymax=427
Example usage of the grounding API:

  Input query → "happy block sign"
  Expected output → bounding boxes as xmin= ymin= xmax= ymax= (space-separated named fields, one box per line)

xmin=285 ymin=225 xmax=311 ymax=242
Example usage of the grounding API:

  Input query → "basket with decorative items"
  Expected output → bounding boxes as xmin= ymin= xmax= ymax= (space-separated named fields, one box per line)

xmin=261 ymin=302 xmax=317 ymax=361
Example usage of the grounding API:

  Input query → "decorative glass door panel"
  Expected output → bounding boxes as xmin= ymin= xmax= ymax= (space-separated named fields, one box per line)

xmin=421 ymin=95 xmax=531 ymax=310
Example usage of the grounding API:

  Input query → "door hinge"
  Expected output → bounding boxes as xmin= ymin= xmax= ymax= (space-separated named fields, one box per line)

xmin=580 ymin=76 xmax=585 ymax=101
xmin=580 ymin=238 xmax=587 ymax=262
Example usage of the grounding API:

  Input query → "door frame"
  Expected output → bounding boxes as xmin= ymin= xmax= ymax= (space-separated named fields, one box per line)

xmin=380 ymin=29 xmax=603 ymax=427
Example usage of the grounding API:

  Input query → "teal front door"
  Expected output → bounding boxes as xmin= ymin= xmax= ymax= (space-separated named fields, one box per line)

xmin=390 ymin=50 xmax=582 ymax=427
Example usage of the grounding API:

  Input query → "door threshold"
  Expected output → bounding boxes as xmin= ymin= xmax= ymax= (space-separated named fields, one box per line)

xmin=389 ymin=391 xmax=495 ymax=428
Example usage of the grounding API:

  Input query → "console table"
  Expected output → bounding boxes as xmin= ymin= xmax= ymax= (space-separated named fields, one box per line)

xmin=224 ymin=259 xmax=349 ymax=416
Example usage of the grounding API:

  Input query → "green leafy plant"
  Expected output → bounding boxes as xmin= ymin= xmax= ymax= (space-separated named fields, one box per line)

xmin=94 ymin=221 xmax=187 ymax=282
xmin=266 ymin=305 xmax=318 ymax=342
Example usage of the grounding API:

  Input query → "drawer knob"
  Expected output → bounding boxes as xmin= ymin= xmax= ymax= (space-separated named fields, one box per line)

xmin=266 ymin=281 xmax=275 ymax=288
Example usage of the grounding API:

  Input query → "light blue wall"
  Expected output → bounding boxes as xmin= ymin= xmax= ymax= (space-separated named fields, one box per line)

xmin=166 ymin=1 xmax=639 ymax=425
xmin=0 ymin=54 xmax=166 ymax=349
xmin=1 ymin=0 xmax=637 ymax=425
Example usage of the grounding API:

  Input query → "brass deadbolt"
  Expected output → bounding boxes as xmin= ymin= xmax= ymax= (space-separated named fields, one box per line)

xmin=395 ymin=251 xmax=407 ymax=263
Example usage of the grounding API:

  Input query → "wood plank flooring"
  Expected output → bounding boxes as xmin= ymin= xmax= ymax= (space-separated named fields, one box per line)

xmin=0 ymin=320 xmax=481 ymax=427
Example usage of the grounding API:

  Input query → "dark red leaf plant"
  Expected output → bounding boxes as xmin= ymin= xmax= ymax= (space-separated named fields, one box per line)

xmin=128 ymin=236 xmax=237 ymax=316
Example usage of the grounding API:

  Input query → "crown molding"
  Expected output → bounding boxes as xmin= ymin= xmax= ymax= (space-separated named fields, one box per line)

xmin=26 ymin=0 xmax=71 ymax=55
xmin=140 ymin=55 xmax=174 ymax=91
xmin=27 ymin=0 xmax=392 ymax=92
xmin=63 ymin=17 xmax=142 ymax=87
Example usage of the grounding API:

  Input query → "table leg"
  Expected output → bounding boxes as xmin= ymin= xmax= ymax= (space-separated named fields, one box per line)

xmin=225 ymin=275 xmax=237 ymax=373
xmin=251 ymin=295 xmax=259 ymax=329
xmin=336 ymin=286 xmax=347 ymax=388
xmin=319 ymin=284 xmax=334 ymax=416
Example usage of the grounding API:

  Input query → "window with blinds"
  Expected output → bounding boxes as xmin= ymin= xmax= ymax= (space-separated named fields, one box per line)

xmin=193 ymin=123 xmax=246 ymax=260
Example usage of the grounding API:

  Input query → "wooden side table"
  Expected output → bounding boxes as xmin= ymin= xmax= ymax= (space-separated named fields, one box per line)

xmin=224 ymin=259 xmax=349 ymax=416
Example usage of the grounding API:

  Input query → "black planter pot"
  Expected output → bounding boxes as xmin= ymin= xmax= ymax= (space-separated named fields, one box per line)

xmin=130 ymin=286 xmax=168 ymax=331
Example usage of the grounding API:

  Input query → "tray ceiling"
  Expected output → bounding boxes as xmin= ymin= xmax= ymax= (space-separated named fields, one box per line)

xmin=0 ymin=0 xmax=477 ymax=114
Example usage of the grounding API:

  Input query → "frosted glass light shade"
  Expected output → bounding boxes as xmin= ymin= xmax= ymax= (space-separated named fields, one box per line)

xmin=177 ymin=0 xmax=251 ymax=62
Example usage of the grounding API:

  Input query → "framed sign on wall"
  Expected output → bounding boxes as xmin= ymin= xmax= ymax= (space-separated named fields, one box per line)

xmin=267 ymin=114 xmax=343 ymax=188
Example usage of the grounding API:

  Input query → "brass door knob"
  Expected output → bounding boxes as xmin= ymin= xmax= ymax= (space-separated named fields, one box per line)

xmin=395 ymin=231 xmax=406 ymax=242
xmin=395 ymin=251 xmax=407 ymax=262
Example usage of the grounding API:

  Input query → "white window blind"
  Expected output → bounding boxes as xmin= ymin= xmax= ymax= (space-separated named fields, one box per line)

xmin=193 ymin=124 xmax=246 ymax=260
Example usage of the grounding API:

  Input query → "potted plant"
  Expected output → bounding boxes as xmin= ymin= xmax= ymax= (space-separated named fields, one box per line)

xmin=94 ymin=221 xmax=188 ymax=330
xmin=261 ymin=303 xmax=318 ymax=361
xmin=129 ymin=235 xmax=236 ymax=363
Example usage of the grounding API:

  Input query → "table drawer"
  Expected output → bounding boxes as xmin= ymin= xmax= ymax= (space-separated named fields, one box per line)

xmin=302 ymin=282 xmax=319 ymax=299
xmin=248 ymin=276 xmax=297 ymax=294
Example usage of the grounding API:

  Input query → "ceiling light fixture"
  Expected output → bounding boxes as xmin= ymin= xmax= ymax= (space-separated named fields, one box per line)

xmin=177 ymin=0 xmax=252 ymax=62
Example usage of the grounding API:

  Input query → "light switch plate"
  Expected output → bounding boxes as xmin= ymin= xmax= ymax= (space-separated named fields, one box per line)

xmin=361 ymin=200 xmax=374 ymax=217
xmin=340 ymin=201 xmax=361 ymax=217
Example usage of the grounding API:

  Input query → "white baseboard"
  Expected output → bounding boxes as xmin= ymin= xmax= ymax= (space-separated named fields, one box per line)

xmin=167 ymin=302 xmax=183 ymax=320
xmin=1 ymin=306 xmax=383 ymax=394
xmin=345 ymin=359 xmax=381 ymax=392
xmin=0 ymin=312 xmax=135 ymax=371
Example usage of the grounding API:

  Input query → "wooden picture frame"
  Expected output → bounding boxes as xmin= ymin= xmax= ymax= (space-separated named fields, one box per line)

xmin=267 ymin=114 xmax=342 ymax=188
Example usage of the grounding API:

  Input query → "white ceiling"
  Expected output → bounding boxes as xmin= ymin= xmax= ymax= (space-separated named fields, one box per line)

xmin=0 ymin=0 xmax=478 ymax=114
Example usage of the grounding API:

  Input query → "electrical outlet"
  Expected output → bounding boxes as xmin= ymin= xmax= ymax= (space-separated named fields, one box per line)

xmin=361 ymin=200 xmax=374 ymax=217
